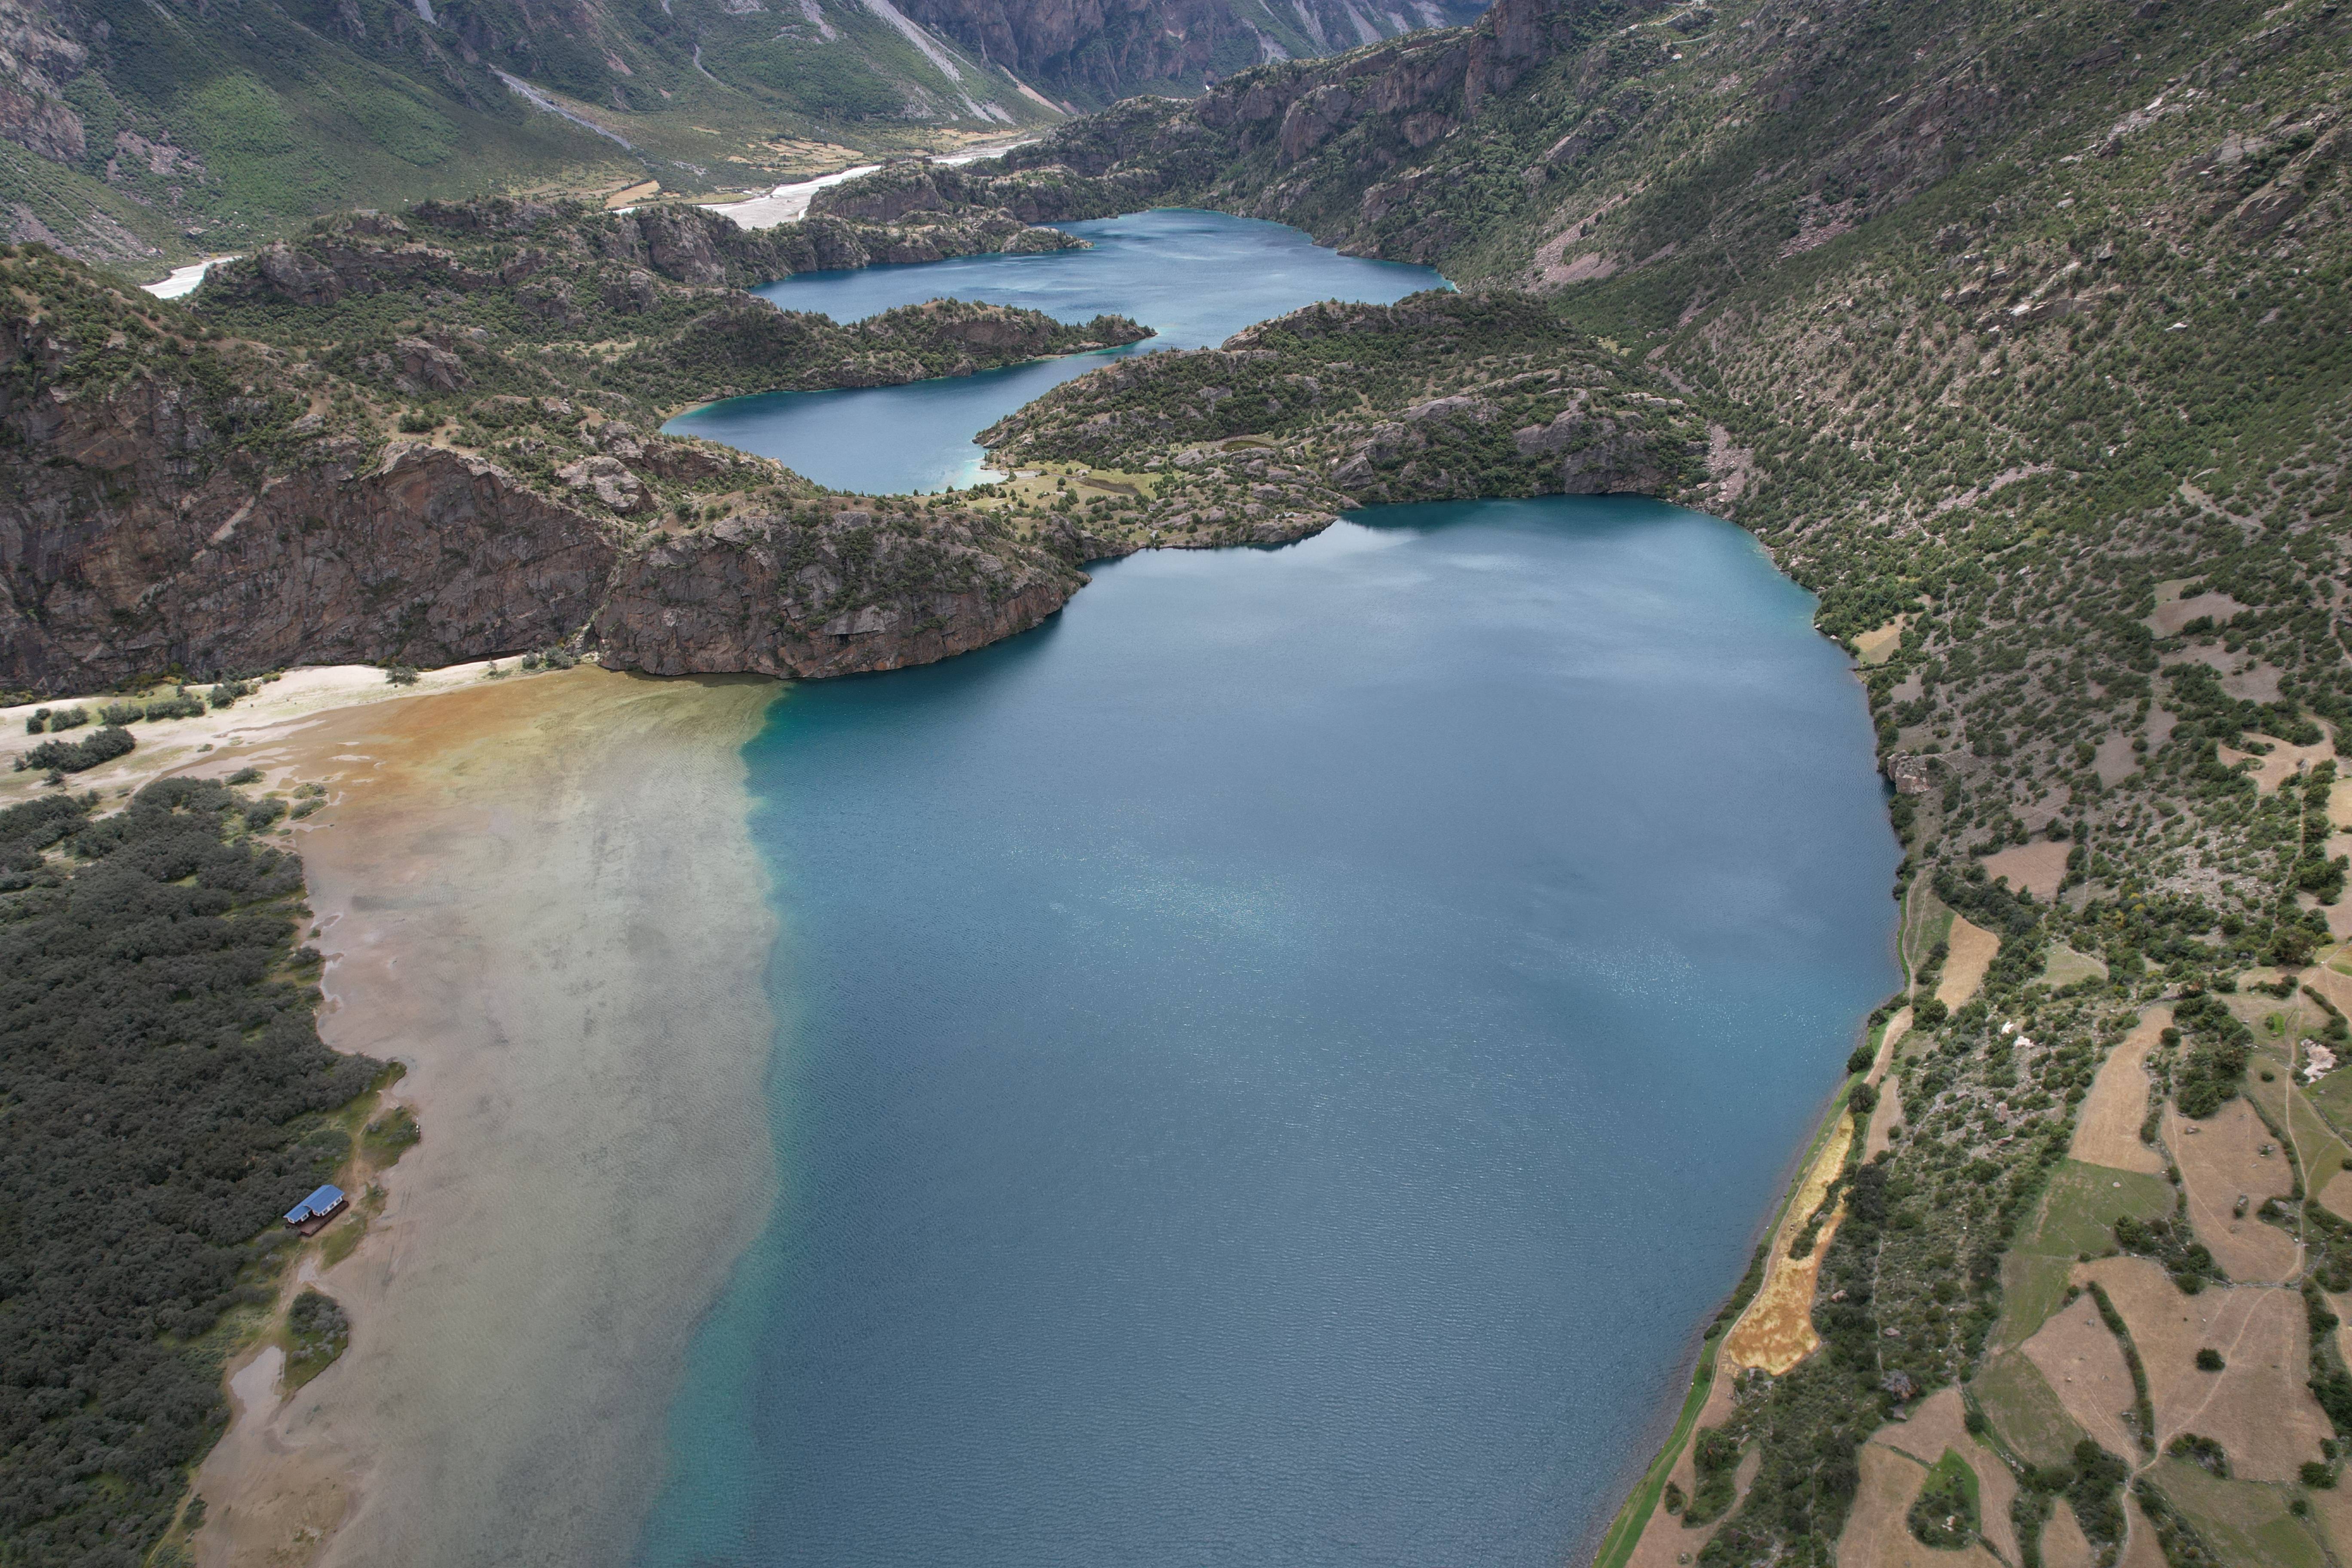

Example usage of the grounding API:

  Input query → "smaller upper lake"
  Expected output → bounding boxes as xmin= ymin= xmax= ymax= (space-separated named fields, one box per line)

xmin=663 ymin=210 xmax=1446 ymax=495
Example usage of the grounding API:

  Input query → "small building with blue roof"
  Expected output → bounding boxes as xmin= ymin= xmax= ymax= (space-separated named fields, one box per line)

xmin=285 ymin=1184 xmax=349 ymax=1234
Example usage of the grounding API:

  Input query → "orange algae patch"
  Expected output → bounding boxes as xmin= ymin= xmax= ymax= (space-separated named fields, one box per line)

xmin=1722 ymin=1114 xmax=1855 ymax=1375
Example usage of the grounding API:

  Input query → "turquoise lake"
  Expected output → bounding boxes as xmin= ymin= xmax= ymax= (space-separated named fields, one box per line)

xmin=663 ymin=209 xmax=1443 ymax=494
xmin=636 ymin=214 xmax=1901 ymax=1567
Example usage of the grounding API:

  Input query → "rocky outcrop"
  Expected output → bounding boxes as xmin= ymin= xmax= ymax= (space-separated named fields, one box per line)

xmin=0 ymin=406 xmax=621 ymax=693
xmin=593 ymin=510 xmax=1084 ymax=679
xmin=982 ymin=291 xmax=1704 ymax=520
xmin=206 ymin=201 xmax=1086 ymax=312
xmin=0 ymin=245 xmax=1097 ymax=696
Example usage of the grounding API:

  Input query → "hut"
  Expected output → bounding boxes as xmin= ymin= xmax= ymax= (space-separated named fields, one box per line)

xmin=285 ymin=1184 xmax=349 ymax=1235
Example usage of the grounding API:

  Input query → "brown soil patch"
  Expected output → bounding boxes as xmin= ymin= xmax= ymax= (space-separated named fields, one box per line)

xmin=2146 ymin=591 xmax=2246 ymax=637
xmin=2118 ymin=1492 xmax=2167 ymax=1568
xmin=1870 ymin=1007 xmax=1912 ymax=1085
xmin=2218 ymin=734 xmax=2335 ymax=794
xmin=2163 ymin=1099 xmax=2300 ymax=1283
xmin=2078 ymin=1256 xmax=2330 ymax=1482
xmin=2040 ymin=1501 xmax=2096 ymax=1568
xmin=1981 ymin=841 xmax=2070 ymax=900
xmin=2069 ymin=1008 xmax=2171 ymax=1175
xmin=1722 ymin=1116 xmax=1856 ymax=1375
xmin=1854 ymin=616 xmax=1909 ymax=666
xmin=1836 ymin=1444 xmax=2003 ymax=1568
xmin=2307 ymin=1483 xmax=2352 ymax=1563
xmin=1865 ymin=1075 xmax=1905 ymax=1161
xmin=2331 ymin=780 xmax=2352 ymax=831
xmin=2019 ymin=1289 xmax=2140 ymax=1460
xmin=1937 ymin=916 xmax=2001 ymax=1010
xmin=1874 ymin=1389 xmax=2020 ymax=1561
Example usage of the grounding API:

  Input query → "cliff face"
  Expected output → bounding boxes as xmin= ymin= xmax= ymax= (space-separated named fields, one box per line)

xmin=0 ymin=312 xmax=624 ymax=691
xmin=894 ymin=0 xmax=1488 ymax=106
xmin=595 ymin=509 xmax=1084 ymax=678
xmin=806 ymin=0 xmax=1602 ymax=257
xmin=0 ymin=238 xmax=1106 ymax=697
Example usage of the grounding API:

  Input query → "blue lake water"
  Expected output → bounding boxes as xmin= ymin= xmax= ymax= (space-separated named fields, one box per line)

xmin=634 ymin=496 xmax=1902 ymax=1568
xmin=662 ymin=209 xmax=1446 ymax=494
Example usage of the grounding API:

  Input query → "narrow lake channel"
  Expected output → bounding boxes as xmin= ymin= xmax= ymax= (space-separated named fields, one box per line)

xmin=638 ymin=213 xmax=1901 ymax=1568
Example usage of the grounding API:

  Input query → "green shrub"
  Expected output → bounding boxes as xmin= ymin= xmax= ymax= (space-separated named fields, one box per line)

xmin=12 ymin=725 xmax=134 ymax=775
xmin=1906 ymin=1452 xmax=1979 ymax=1548
xmin=284 ymin=1289 xmax=351 ymax=1389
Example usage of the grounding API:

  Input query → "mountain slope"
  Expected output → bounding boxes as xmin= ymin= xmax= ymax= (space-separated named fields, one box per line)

xmin=0 ymin=0 xmax=1497 ymax=274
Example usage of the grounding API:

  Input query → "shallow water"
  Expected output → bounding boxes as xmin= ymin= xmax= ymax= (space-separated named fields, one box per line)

xmin=662 ymin=209 xmax=1444 ymax=493
xmin=636 ymin=497 xmax=1901 ymax=1568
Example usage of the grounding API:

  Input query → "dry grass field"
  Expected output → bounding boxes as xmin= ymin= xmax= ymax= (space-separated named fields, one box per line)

xmin=2078 ymin=1257 xmax=2330 ymax=1482
xmin=2068 ymin=1009 xmax=2171 ymax=1176
xmin=1971 ymin=1351 xmax=2087 ymax=1470
xmin=1981 ymin=840 xmax=2071 ymax=900
xmin=2163 ymin=1100 xmax=2300 ymax=1283
xmin=1721 ymin=1116 xmax=1855 ymax=1376
xmin=2019 ymin=1289 xmax=2141 ymax=1461
xmin=1873 ymin=1390 xmax=2020 ymax=1561
xmin=2040 ymin=1501 xmax=2097 ymax=1568
xmin=1835 ymin=1444 xmax=2005 ymax=1568
xmin=1937 ymin=917 xmax=2002 ymax=1010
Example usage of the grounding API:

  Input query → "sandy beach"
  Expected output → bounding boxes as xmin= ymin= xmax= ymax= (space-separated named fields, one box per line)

xmin=167 ymin=668 xmax=781 ymax=1568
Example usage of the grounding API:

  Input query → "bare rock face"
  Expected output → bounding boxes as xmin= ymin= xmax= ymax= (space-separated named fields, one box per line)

xmin=556 ymin=453 xmax=649 ymax=512
xmin=1511 ymin=399 xmax=1678 ymax=493
xmin=0 ymin=407 xmax=622 ymax=692
xmin=593 ymin=511 xmax=1084 ymax=679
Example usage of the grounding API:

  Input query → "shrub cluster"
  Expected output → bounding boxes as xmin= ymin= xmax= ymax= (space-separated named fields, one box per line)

xmin=0 ymin=781 xmax=377 ymax=1566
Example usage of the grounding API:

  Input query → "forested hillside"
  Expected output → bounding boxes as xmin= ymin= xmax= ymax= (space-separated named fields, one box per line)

xmin=0 ymin=780 xmax=380 ymax=1568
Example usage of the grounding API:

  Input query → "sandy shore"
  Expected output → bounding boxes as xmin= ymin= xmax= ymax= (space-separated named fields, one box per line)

xmin=178 ymin=668 xmax=782 ymax=1568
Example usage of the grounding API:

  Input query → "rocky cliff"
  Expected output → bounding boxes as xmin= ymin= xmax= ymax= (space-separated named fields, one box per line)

xmin=0 ymin=236 xmax=1089 ymax=695
xmin=894 ymin=0 xmax=1488 ymax=106
xmin=594 ymin=506 xmax=1083 ymax=677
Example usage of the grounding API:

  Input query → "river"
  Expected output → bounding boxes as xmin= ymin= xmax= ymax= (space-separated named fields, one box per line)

xmin=636 ymin=213 xmax=1900 ymax=1568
